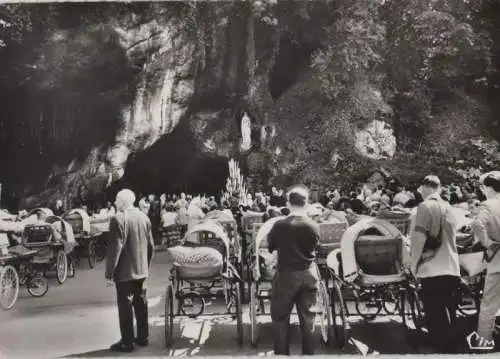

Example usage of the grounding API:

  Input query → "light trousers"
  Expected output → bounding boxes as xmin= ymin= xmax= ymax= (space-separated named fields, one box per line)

xmin=478 ymin=272 xmax=500 ymax=341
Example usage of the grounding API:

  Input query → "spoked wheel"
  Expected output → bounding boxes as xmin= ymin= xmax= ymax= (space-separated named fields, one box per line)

xmin=457 ymin=278 xmax=478 ymax=317
xmin=180 ymin=291 xmax=205 ymax=318
xmin=250 ymin=281 xmax=259 ymax=347
xmin=331 ymin=280 xmax=348 ymax=348
xmin=0 ymin=265 xmax=20 ymax=310
xmin=238 ymin=259 xmax=246 ymax=304
xmin=56 ymin=250 xmax=68 ymax=284
xmin=67 ymin=258 xmax=76 ymax=278
xmin=355 ymin=288 xmax=382 ymax=320
xmin=27 ymin=276 xmax=49 ymax=297
xmin=383 ymin=285 xmax=400 ymax=315
xmin=234 ymin=281 xmax=243 ymax=347
xmin=317 ymin=280 xmax=335 ymax=348
xmin=87 ymin=239 xmax=97 ymax=269
xmin=164 ymin=284 xmax=174 ymax=348
xmin=401 ymin=284 xmax=426 ymax=337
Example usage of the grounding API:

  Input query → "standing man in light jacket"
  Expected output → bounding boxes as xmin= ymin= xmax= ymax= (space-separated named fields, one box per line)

xmin=469 ymin=171 xmax=500 ymax=351
xmin=105 ymin=189 xmax=155 ymax=353
xmin=410 ymin=175 xmax=460 ymax=353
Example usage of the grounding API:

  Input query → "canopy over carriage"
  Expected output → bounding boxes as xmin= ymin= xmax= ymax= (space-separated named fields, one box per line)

xmin=324 ymin=217 xmax=417 ymax=348
xmin=327 ymin=218 xmax=410 ymax=285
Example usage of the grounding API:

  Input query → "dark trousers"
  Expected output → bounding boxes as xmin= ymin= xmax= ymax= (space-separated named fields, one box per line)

xmin=115 ymin=279 xmax=149 ymax=344
xmin=271 ymin=267 xmax=319 ymax=355
xmin=179 ymin=224 xmax=188 ymax=238
xmin=420 ymin=275 xmax=459 ymax=353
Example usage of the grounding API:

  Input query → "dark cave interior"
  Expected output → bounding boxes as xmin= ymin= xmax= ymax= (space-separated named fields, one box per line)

xmin=116 ymin=123 xmax=229 ymax=198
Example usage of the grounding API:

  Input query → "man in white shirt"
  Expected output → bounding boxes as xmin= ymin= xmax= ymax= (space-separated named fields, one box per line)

xmin=410 ymin=175 xmax=460 ymax=353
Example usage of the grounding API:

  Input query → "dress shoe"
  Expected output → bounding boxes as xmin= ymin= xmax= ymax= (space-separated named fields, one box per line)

xmin=110 ymin=341 xmax=134 ymax=352
xmin=135 ymin=337 xmax=149 ymax=347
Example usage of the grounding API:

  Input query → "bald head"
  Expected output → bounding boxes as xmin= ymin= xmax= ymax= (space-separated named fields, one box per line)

xmin=115 ymin=189 xmax=136 ymax=211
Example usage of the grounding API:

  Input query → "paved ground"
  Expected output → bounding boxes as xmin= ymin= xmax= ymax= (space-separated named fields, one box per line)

xmin=0 ymin=251 xmax=452 ymax=358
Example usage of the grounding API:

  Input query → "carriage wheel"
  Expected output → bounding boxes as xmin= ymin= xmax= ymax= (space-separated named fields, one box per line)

xmin=318 ymin=280 xmax=335 ymax=348
xmin=164 ymin=284 xmax=174 ymax=348
xmin=456 ymin=279 xmax=478 ymax=317
xmin=234 ymin=281 xmax=243 ymax=347
xmin=87 ymin=239 xmax=97 ymax=269
xmin=354 ymin=288 xmax=382 ymax=320
xmin=0 ymin=265 xmax=19 ymax=310
xmin=250 ymin=282 xmax=259 ymax=347
xmin=67 ymin=258 xmax=76 ymax=278
xmin=56 ymin=250 xmax=68 ymax=284
xmin=180 ymin=291 xmax=205 ymax=318
xmin=27 ymin=275 xmax=49 ymax=297
xmin=401 ymin=284 xmax=425 ymax=336
xmin=238 ymin=258 xmax=246 ymax=303
xmin=331 ymin=280 xmax=348 ymax=348
xmin=382 ymin=285 xmax=400 ymax=315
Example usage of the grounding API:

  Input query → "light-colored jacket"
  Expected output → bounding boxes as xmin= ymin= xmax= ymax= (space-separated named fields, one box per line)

xmin=105 ymin=207 xmax=154 ymax=282
xmin=410 ymin=193 xmax=460 ymax=278
xmin=471 ymin=195 xmax=500 ymax=274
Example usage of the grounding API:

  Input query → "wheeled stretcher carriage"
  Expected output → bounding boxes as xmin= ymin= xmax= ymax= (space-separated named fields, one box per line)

xmin=21 ymin=215 xmax=76 ymax=285
xmin=63 ymin=209 xmax=109 ymax=269
xmin=164 ymin=219 xmax=243 ymax=348
xmin=324 ymin=218 xmax=422 ymax=348
xmin=247 ymin=216 xmax=344 ymax=348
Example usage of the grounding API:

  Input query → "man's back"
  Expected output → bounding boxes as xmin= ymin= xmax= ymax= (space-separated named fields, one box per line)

xmin=268 ymin=215 xmax=320 ymax=272
xmin=413 ymin=194 xmax=460 ymax=278
xmin=106 ymin=207 xmax=154 ymax=282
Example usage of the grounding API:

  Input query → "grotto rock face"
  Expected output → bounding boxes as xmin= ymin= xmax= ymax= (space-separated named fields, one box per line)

xmin=354 ymin=120 xmax=397 ymax=160
xmin=105 ymin=20 xmax=197 ymax=182
xmin=19 ymin=18 xmax=200 ymax=207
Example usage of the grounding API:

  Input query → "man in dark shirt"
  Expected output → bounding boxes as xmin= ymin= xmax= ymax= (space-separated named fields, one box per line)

xmin=268 ymin=185 xmax=320 ymax=355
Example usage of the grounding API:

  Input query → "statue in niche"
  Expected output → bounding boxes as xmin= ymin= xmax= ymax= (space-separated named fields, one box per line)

xmin=240 ymin=112 xmax=252 ymax=151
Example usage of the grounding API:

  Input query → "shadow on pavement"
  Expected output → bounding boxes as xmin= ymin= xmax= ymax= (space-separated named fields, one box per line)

xmin=64 ymin=315 xmax=355 ymax=357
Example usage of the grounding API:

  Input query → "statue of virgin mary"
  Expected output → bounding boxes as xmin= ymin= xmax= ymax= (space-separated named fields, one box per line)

xmin=240 ymin=112 xmax=252 ymax=151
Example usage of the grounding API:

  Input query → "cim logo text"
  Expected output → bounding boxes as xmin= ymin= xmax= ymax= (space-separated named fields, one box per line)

xmin=467 ymin=332 xmax=495 ymax=351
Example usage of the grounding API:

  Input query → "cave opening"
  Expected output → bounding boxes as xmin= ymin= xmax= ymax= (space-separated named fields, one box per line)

xmin=115 ymin=123 xmax=229 ymax=199
xmin=269 ymin=34 xmax=315 ymax=100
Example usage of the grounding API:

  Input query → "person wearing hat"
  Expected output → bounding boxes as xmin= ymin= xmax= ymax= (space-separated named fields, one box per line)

xmin=267 ymin=185 xmax=320 ymax=355
xmin=469 ymin=171 xmax=500 ymax=351
xmin=410 ymin=175 xmax=460 ymax=353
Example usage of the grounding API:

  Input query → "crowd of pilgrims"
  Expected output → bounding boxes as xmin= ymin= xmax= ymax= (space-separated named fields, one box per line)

xmin=3 ymin=172 xmax=499 ymax=354
xmin=32 ymin=176 xmax=484 ymax=244
xmin=120 ymin=179 xmax=485 ymax=241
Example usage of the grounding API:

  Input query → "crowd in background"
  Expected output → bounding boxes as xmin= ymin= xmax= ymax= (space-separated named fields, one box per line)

xmin=86 ymin=176 xmax=484 ymax=245
xmin=4 ymin=174 xmax=482 ymax=246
